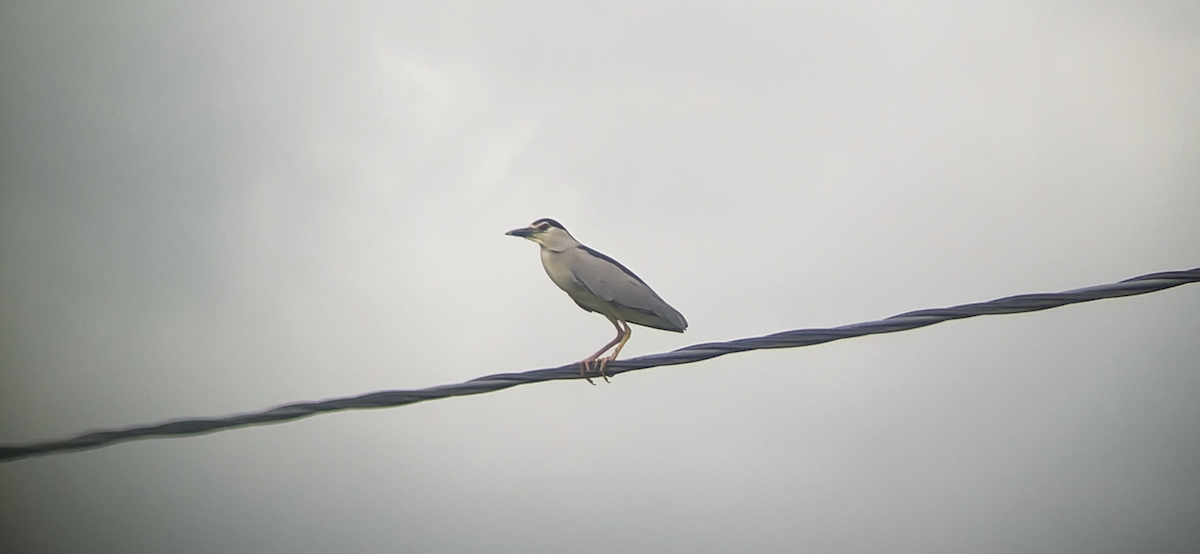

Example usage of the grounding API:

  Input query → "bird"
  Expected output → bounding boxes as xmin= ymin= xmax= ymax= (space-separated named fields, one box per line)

xmin=506 ymin=218 xmax=687 ymax=383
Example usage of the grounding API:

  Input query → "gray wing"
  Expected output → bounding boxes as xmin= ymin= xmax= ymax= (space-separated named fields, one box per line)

xmin=570 ymin=245 xmax=688 ymax=332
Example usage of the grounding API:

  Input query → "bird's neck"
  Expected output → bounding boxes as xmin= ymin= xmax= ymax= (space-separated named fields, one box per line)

xmin=540 ymin=244 xmax=571 ymax=254
xmin=538 ymin=236 xmax=578 ymax=253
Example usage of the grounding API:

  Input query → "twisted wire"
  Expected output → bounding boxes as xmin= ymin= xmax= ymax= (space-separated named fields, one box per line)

xmin=2 ymin=267 xmax=1196 ymax=463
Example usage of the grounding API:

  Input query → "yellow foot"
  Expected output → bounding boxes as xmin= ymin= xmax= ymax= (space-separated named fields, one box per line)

xmin=577 ymin=358 xmax=614 ymax=385
xmin=578 ymin=359 xmax=597 ymax=385
xmin=595 ymin=357 xmax=612 ymax=383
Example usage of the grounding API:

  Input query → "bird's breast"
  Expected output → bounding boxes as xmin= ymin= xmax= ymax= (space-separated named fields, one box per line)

xmin=539 ymin=248 xmax=608 ymax=311
xmin=539 ymin=248 xmax=580 ymax=290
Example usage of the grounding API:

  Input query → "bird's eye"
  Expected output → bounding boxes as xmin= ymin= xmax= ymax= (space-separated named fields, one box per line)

xmin=537 ymin=223 xmax=550 ymax=231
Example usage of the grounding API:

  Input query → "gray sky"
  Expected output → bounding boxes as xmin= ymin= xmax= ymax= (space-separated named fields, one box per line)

xmin=2 ymin=1 xmax=1199 ymax=553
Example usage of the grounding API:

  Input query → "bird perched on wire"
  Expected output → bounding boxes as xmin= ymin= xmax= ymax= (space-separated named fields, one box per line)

xmin=506 ymin=218 xmax=687 ymax=383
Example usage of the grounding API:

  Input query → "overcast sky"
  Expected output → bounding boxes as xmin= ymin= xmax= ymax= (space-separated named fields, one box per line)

xmin=2 ymin=1 xmax=1199 ymax=553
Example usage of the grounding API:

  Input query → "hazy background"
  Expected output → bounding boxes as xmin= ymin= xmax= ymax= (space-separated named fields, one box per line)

xmin=2 ymin=1 xmax=1198 ymax=552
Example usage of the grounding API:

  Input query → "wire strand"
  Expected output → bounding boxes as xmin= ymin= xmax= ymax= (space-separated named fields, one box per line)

xmin=2 ymin=267 xmax=1197 ymax=463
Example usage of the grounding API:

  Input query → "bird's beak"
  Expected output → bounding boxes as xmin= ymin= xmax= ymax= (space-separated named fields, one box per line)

xmin=505 ymin=227 xmax=534 ymax=238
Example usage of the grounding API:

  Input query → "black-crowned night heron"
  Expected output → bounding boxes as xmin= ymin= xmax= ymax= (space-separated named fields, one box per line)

xmin=506 ymin=218 xmax=687 ymax=383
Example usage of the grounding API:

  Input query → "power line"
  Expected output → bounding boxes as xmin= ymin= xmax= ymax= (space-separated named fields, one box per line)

xmin=1 ymin=267 xmax=1197 ymax=463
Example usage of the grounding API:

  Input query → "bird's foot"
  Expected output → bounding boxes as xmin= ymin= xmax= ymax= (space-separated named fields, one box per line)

xmin=577 ymin=358 xmax=613 ymax=385
xmin=577 ymin=359 xmax=597 ymax=385
xmin=596 ymin=356 xmax=613 ymax=383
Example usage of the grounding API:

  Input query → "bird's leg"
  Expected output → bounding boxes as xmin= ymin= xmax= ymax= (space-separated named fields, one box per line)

xmin=595 ymin=321 xmax=632 ymax=382
xmin=578 ymin=317 xmax=624 ymax=384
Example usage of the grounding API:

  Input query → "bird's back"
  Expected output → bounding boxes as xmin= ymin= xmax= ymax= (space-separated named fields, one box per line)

xmin=556 ymin=245 xmax=688 ymax=332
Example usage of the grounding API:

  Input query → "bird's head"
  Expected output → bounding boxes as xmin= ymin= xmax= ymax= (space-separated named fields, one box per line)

xmin=505 ymin=218 xmax=576 ymax=249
